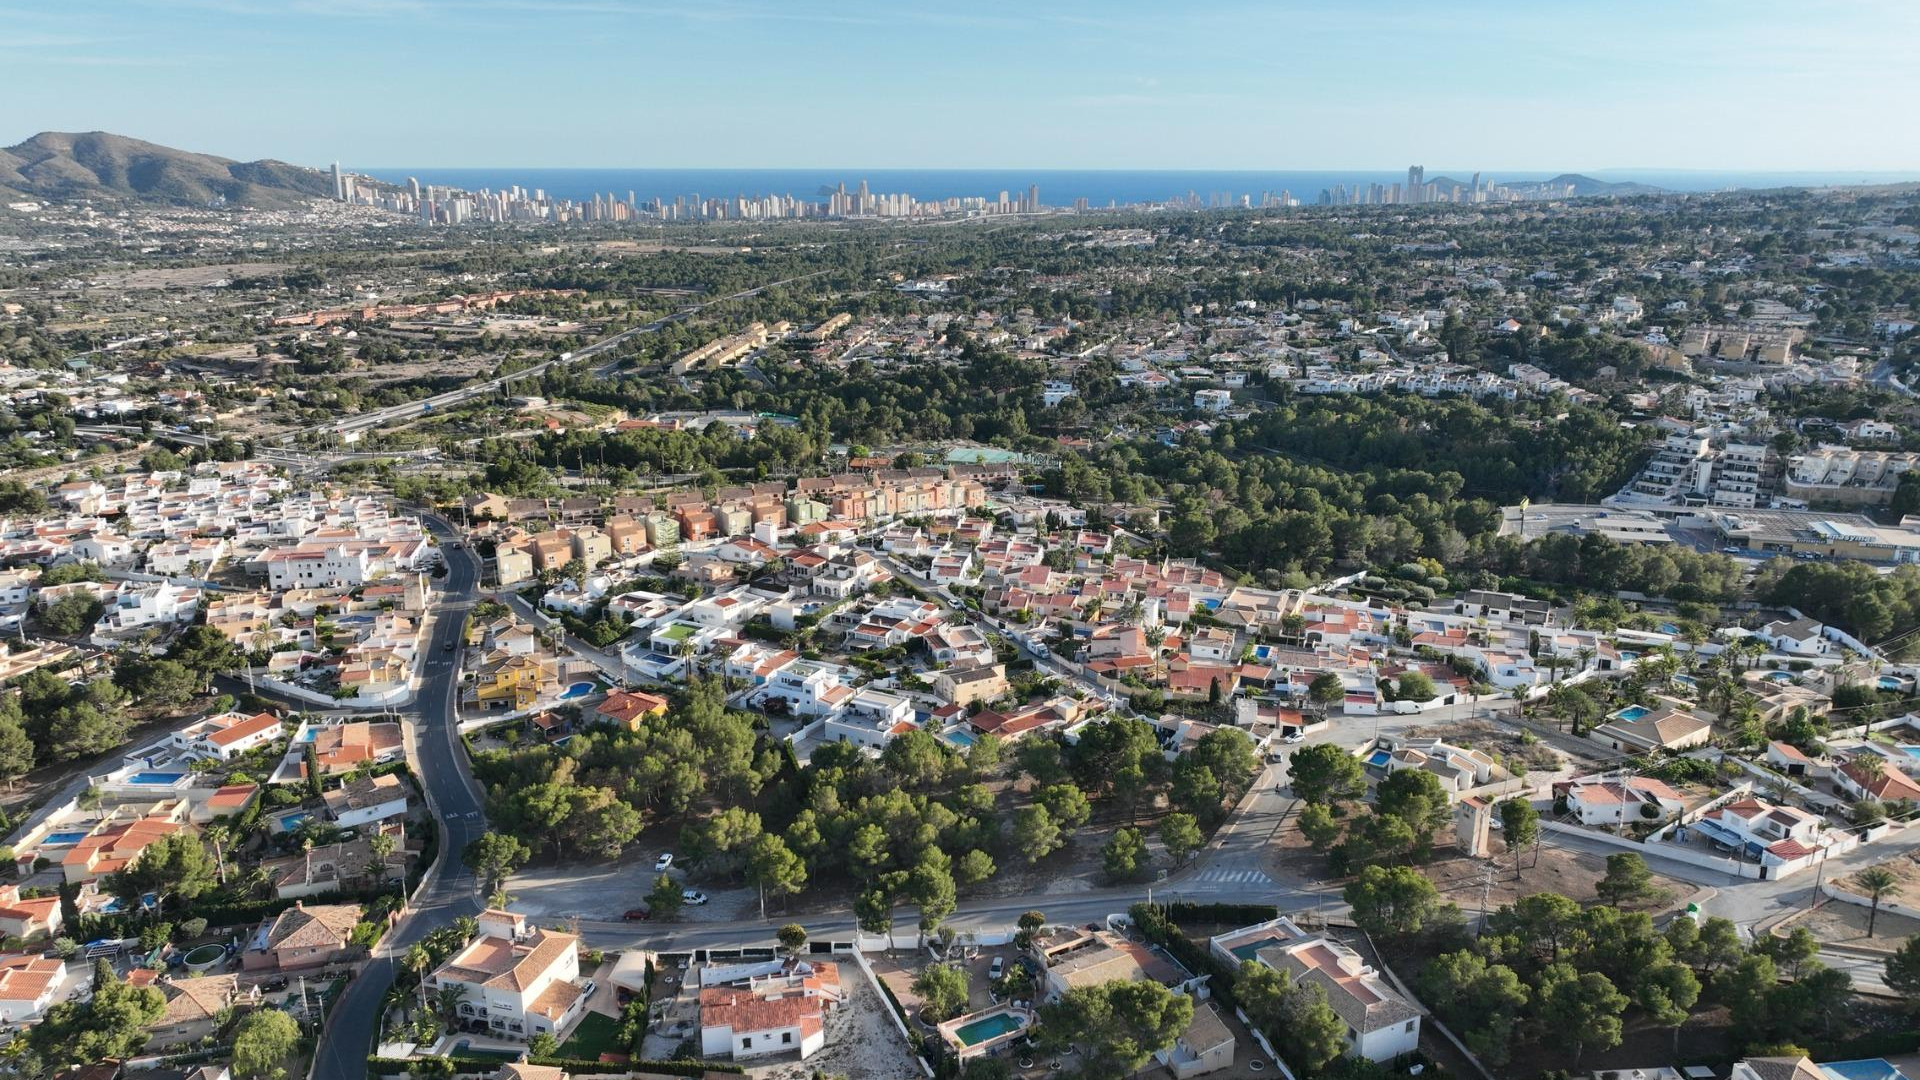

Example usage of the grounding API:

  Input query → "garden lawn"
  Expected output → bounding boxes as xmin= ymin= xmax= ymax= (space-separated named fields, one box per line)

xmin=555 ymin=1011 xmax=626 ymax=1061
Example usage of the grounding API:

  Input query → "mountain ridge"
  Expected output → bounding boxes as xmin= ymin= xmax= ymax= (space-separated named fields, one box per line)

xmin=0 ymin=131 xmax=338 ymax=208
xmin=1423 ymin=172 xmax=1664 ymax=198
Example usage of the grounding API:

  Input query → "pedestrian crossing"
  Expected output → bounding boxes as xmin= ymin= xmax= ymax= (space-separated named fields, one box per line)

xmin=1189 ymin=867 xmax=1274 ymax=886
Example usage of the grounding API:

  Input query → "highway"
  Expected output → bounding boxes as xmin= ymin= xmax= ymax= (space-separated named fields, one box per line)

xmin=312 ymin=514 xmax=489 ymax=1080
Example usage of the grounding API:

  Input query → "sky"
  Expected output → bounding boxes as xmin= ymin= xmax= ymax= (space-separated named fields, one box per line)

xmin=5 ymin=0 xmax=1917 ymax=173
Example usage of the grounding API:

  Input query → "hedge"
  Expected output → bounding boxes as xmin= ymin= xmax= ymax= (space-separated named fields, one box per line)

xmin=1130 ymin=900 xmax=1280 ymax=1014
xmin=1811 ymin=1030 xmax=1920 ymax=1061
xmin=1163 ymin=900 xmax=1278 ymax=926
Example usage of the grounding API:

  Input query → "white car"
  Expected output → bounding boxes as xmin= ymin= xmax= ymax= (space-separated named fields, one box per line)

xmin=654 ymin=853 xmax=674 ymax=872
xmin=1283 ymin=731 xmax=1306 ymax=744
xmin=681 ymin=889 xmax=708 ymax=906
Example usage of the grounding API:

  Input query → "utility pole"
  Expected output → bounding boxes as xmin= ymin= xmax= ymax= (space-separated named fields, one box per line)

xmin=1478 ymin=859 xmax=1495 ymax=936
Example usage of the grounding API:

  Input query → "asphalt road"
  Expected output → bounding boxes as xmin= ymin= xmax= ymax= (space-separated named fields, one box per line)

xmin=312 ymin=514 xmax=488 ymax=1080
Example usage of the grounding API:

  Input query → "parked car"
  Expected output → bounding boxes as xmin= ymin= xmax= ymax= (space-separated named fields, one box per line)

xmin=622 ymin=908 xmax=651 ymax=921
xmin=988 ymin=956 xmax=1005 ymax=980
xmin=261 ymin=977 xmax=289 ymax=993
xmin=654 ymin=853 xmax=675 ymax=872
xmin=681 ymin=889 xmax=708 ymax=905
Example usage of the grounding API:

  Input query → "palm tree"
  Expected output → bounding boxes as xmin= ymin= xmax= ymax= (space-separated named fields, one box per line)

xmin=1857 ymin=866 xmax=1900 ymax=936
xmin=435 ymin=982 xmax=469 ymax=1023
xmin=241 ymin=865 xmax=273 ymax=900
xmin=366 ymin=832 xmax=397 ymax=887
xmin=204 ymin=824 xmax=231 ymax=887
xmin=404 ymin=945 xmax=433 ymax=1013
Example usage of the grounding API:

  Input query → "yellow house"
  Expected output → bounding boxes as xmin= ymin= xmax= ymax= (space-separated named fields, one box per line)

xmin=472 ymin=655 xmax=560 ymax=711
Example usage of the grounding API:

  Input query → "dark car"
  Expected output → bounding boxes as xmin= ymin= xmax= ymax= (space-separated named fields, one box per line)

xmin=262 ymin=977 xmax=289 ymax=993
xmin=623 ymin=908 xmax=651 ymax=921
xmin=444 ymin=641 xmax=456 ymax=651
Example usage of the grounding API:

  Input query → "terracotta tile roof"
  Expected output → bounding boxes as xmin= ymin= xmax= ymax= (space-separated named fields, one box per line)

xmin=202 ymin=711 xmax=283 ymax=747
xmin=0 ymin=955 xmax=63 ymax=1002
xmin=263 ymin=903 xmax=362 ymax=951
xmin=700 ymin=985 xmax=831 ymax=1037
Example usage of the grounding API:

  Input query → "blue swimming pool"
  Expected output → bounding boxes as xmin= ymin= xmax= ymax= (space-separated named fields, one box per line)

xmin=560 ymin=681 xmax=596 ymax=699
xmin=1879 ymin=676 xmax=1905 ymax=691
xmin=943 ymin=730 xmax=977 ymax=748
xmin=1659 ymin=622 xmax=1682 ymax=635
xmin=43 ymin=831 xmax=87 ymax=845
xmin=128 ymin=771 xmax=186 ymax=785
xmin=1613 ymin=705 xmax=1651 ymax=722
xmin=1367 ymin=749 xmax=1392 ymax=767
xmin=952 ymin=1011 xmax=1025 ymax=1047
xmin=1899 ymin=747 xmax=1920 ymax=760
xmin=278 ymin=812 xmax=311 ymax=830
xmin=1765 ymin=671 xmax=1794 ymax=683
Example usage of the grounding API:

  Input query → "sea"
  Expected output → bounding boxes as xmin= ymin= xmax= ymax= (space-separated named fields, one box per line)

xmin=360 ymin=167 xmax=1920 ymax=208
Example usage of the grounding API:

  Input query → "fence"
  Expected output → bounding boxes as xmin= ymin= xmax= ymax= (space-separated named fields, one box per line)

xmin=1363 ymin=926 xmax=1499 ymax=1080
xmin=1822 ymin=873 xmax=1920 ymax=922
xmin=1541 ymin=819 xmax=1764 ymax=880
xmin=843 ymin=945 xmax=936 ymax=1078
xmin=258 ymin=672 xmax=414 ymax=708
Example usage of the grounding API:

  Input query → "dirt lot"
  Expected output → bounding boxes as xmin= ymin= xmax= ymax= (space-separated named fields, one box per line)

xmin=745 ymin=960 xmax=920 ymax=1080
xmin=1786 ymin=892 xmax=1920 ymax=950
xmin=1835 ymin=849 xmax=1920 ymax=910
xmin=1402 ymin=718 xmax=1582 ymax=779
xmin=95 ymin=261 xmax=291 ymax=288
xmin=1268 ymin=802 xmax=1703 ymax=915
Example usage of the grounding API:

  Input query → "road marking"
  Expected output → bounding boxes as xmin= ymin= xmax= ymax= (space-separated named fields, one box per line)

xmin=1193 ymin=868 xmax=1275 ymax=885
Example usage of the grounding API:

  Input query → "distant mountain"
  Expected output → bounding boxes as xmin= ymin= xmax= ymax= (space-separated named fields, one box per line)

xmin=0 ymin=131 xmax=338 ymax=208
xmin=1422 ymin=173 xmax=1665 ymax=199
xmin=1522 ymin=173 xmax=1666 ymax=198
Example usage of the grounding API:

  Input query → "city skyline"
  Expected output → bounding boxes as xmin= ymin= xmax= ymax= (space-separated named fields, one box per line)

xmin=3 ymin=0 xmax=1917 ymax=173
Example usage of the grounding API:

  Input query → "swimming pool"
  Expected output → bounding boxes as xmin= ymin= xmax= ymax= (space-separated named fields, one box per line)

xmin=1880 ymin=676 xmax=1905 ymax=691
xmin=128 ymin=771 xmax=186 ymax=785
xmin=1659 ymin=622 xmax=1682 ymax=635
xmin=560 ymin=681 xmax=596 ymax=699
xmin=278 ymin=812 xmax=311 ymax=830
xmin=953 ymin=1012 xmax=1024 ymax=1046
xmin=943 ymin=730 xmax=978 ymax=748
xmin=43 ymin=831 xmax=87 ymax=845
xmin=1612 ymin=705 xmax=1651 ymax=722
xmin=1900 ymin=747 xmax=1920 ymax=760
xmin=1367 ymin=749 xmax=1392 ymax=767
xmin=1764 ymin=671 xmax=1794 ymax=683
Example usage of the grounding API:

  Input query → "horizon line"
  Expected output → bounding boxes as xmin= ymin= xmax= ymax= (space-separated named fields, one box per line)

xmin=352 ymin=165 xmax=1920 ymax=176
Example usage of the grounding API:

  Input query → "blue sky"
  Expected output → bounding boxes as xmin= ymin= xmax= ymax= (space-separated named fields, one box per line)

xmin=5 ymin=0 xmax=1915 ymax=172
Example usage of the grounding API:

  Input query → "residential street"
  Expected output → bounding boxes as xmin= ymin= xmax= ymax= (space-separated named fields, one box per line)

xmin=309 ymin=537 xmax=1920 ymax=1077
xmin=312 ymin=515 xmax=489 ymax=1080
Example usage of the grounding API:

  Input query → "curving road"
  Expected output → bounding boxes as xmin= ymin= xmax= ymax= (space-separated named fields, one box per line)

xmin=312 ymin=514 xmax=489 ymax=1080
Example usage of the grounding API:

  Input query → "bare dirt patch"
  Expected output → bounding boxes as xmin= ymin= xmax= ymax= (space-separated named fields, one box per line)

xmin=745 ymin=960 xmax=920 ymax=1080
xmin=1403 ymin=718 xmax=1576 ymax=778
xmin=1786 ymin=891 xmax=1920 ymax=951
xmin=97 ymin=262 xmax=290 ymax=288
